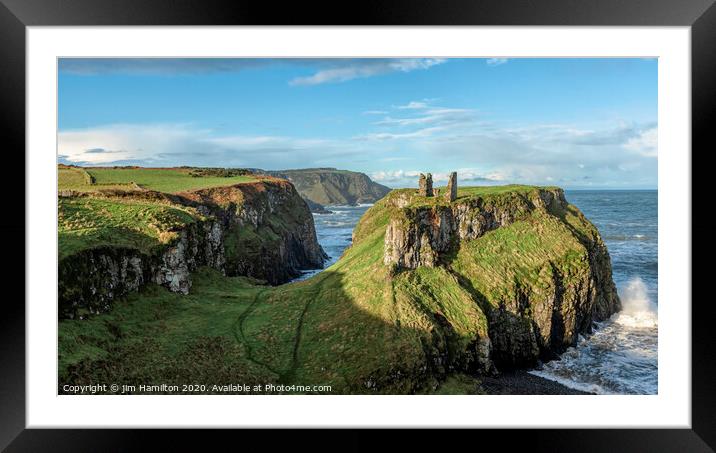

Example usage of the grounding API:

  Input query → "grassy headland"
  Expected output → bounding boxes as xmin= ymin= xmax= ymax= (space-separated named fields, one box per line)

xmin=58 ymin=166 xmax=264 ymax=261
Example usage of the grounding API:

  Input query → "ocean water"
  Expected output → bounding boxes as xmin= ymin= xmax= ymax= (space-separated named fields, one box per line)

xmin=297 ymin=191 xmax=658 ymax=394
xmin=293 ymin=204 xmax=374 ymax=281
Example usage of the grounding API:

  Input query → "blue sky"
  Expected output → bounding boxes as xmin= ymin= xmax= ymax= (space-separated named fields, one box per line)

xmin=58 ymin=58 xmax=657 ymax=189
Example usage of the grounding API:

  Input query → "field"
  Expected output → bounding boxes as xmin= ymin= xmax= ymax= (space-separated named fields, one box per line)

xmin=58 ymin=166 xmax=136 ymax=192
xmin=59 ymin=185 xmax=601 ymax=393
xmin=86 ymin=167 xmax=256 ymax=193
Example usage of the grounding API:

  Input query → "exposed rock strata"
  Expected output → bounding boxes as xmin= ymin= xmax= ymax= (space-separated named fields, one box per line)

xmin=182 ymin=180 xmax=327 ymax=284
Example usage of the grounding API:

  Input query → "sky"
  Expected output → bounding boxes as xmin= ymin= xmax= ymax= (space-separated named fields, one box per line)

xmin=58 ymin=58 xmax=657 ymax=189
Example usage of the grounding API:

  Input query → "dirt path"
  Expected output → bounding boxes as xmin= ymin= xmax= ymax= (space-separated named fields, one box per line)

xmin=231 ymin=278 xmax=326 ymax=384
xmin=231 ymin=288 xmax=282 ymax=377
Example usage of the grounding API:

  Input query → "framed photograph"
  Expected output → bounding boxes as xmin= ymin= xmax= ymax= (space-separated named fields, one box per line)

xmin=2 ymin=0 xmax=712 ymax=450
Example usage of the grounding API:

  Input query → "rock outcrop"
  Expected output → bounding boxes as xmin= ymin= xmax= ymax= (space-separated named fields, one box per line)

xmin=181 ymin=180 xmax=327 ymax=284
xmin=59 ymin=182 xmax=623 ymax=394
xmin=381 ymin=186 xmax=621 ymax=368
xmin=384 ymin=188 xmax=562 ymax=269
xmin=58 ymin=220 xmax=225 ymax=319
xmin=255 ymin=168 xmax=391 ymax=211
xmin=58 ymin=179 xmax=326 ymax=319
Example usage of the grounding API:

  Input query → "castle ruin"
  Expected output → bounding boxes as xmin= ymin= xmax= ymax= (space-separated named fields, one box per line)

xmin=445 ymin=171 xmax=457 ymax=202
xmin=417 ymin=172 xmax=457 ymax=202
xmin=418 ymin=173 xmax=433 ymax=197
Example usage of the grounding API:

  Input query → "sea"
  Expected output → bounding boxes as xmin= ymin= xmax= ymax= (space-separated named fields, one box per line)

xmin=295 ymin=190 xmax=658 ymax=395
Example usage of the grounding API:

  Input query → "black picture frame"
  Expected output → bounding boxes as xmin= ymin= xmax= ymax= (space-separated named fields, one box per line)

xmin=1 ymin=0 xmax=712 ymax=450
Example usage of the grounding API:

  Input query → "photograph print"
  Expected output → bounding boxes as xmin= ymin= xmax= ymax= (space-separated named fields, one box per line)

xmin=57 ymin=57 xmax=657 ymax=396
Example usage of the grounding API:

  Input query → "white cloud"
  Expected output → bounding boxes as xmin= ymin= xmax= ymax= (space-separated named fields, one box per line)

xmin=353 ymin=126 xmax=450 ymax=141
xmin=58 ymin=123 xmax=204 ymax=164
xmin=397 ymin=101 xmax=429 ymax=110
xmin=371 ymin=168 xmax=504 ymax=187
xmin=58 ymin=58 xmax=270 ymax=75
xmin=370 ymin=170 xmax=422 ymax=183
xmin=375 ymin=108 xmax=474 ymax=128
xmin=623 ymin=127 xmax=657 ymax=157
xmin=58 ymin=124 xmax=364 ymax=169
xmin=352 ymin=98 xmax=656 ymax=188
xmin=58 ymin=104 xmax=657 ymax=190
xmin=363 ymin=110 xmax=388 ymax=115
xmin=289 ymin=59 xmax=445 ymax=86
xmin=486 ymin=58 xmax=509 ymax=67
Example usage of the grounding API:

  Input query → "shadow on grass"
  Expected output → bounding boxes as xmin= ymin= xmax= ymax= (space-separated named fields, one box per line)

xmin=59 ymin=264 xmax=498 ymax=394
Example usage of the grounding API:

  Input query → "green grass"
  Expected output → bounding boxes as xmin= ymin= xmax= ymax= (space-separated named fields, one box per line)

xmin=456 ymin=184 xmax=559 ymax=196
xmin=451 ymin=210 xmax=589 ymax=304
xmin=58 ymin=197 xmax=203 ymax=260
xmin=58 ymin=167 xmax=93 ymax=189
xmin=58 ymin=268 xmax=277 ymax=391
xmin=58 ymin=184 xmax=603 ymax=394
xmin=427 ymin=374 xmax=485 ymax=394
xmin=58 ymin=166 xmax=138 ymax=192
xmin=86 ymin=167 xmax=257 ymax=193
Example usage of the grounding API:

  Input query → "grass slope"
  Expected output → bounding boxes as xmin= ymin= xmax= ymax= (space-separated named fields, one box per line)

xmin=59 ymin=185 xmax=600 ymax=394
xmin=58 ymin=197 xmax=203 ymax=261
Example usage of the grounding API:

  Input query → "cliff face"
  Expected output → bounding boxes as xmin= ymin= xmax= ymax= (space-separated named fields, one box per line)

xmin=58 ymin=179 xmax=326 ymax=319
xmin=182 ymin=180 xmax=327 ymax=284
xmin=58 ymin=220 xmax=225 ymax=319
xmin=384 ymin=188 xmax=565 ymax=269
xmin=260 ymin=168 xmax=391 ymax=209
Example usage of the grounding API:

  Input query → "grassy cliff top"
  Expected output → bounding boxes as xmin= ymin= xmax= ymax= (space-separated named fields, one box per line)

xmin=58 ymin=196 xmax=203 ymax=260
xmin=57 ymin=166 xmax=296 ymax=261
xmin=59 ymin=166 xmax=261 ymax=194
xmin=386 ymin=184 xmax=561 ymax=208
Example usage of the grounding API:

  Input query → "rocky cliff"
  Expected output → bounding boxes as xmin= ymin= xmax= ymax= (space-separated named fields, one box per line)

xmin=181 ymin=180 xmax=328 ymax=284
xmin=380 ymin=186 xmax=621 ymax=369
xmin=257 ymin=168 xmax=391 ymax=210
xmin=58 ymin=220 xmax=225 ymax=319
xmin=384 ymin=187 xmax=565 ymax=269
xmin=58 ymin=179 xmax=326 ymax=319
